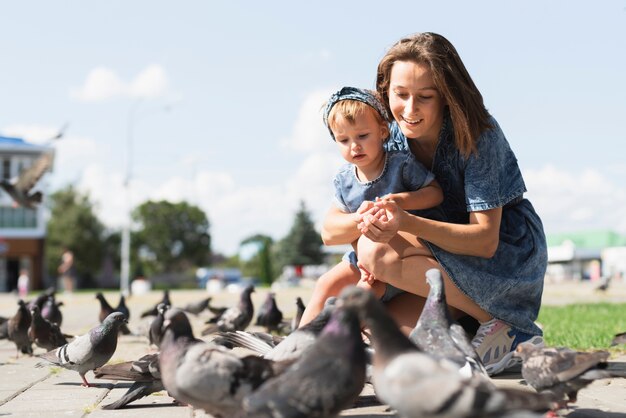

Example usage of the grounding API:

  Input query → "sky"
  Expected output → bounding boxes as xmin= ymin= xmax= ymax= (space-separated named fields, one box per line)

xmin=1 ymin=1 xmax=625 ymax=255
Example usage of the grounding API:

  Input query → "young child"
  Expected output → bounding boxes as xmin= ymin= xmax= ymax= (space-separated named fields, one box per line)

xmin=323 ymin=86 xmax=443 ymax=301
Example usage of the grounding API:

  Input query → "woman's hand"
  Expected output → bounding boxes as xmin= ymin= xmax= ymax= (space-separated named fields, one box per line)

xmin=358 ymin=198 xmax=403 ymax=243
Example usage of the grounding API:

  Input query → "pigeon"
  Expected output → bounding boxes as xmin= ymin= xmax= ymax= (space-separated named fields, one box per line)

xmin=96 ymin=292 xmax=131 ymax=335
xmin=611 ymin=332 xmax=626 ymax=346
xmin=237 ymin=302 xmax=367 ymax=418
xmin=159 ymin=308 xmax=279 ymax=417
xmin=116 ymin=294 xmax=131 ymax=321
xmin=221 ymin=296 xmax=337 ymax=362
xmin=41 ymin=296 xmax=63 ymax=326
xmin=291 ymin=296 xmax=306 ymax=332
xmin=255 ymin=292 xmax=283 ymax=333
xmin=201 ymin=284 xmax=255 ymax=335
xmin=340 ymin=286 xmax=555 ymax=418
xmin=149 ymin=303 xmax=169 ymax=348
xmin=181 ymin=296 xmax=212 ymax=315
xmin=0 ymin=321 xmax=8 ymax=339
xmin=94 ymin=353 xmax=164 ymax=409
xmin=140 ymin=289 xmax=172 ymax=318
xmin=8 ymin=300 xmax=33 ymax=356
xmin=0 ymin=151 xmax=54 ymax=208
xmin=28 ymin=305 xmax=68 ymax=351
xmin=36 ymin=312 xmax=128 ymax=387
xmin=409 ymin=268 xmax=488 ymax=378
xmin=515 ymin=343 xmax=626 ymax=406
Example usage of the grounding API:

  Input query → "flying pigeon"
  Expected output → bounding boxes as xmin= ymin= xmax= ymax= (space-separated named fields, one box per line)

xmin=159 ymin=308 xmax=279 ymax=417
xmin=237 ymin=302 xmax=367 ymax=418
xmin=36 ymin=312 xmax=128 ymax=387
xmin=515 ymin=343 xmax=626 ymax=406
xmin=28 ymin=305 xmax=68 ymax=351
xmin=201 ymin=284 xmax=255 ymax=335
xmin=340 ymin=286 xmax=555 ymax=418
xmin=0 ymin=151 xmax=54 ymax=208
xmin=96 ymin=292 xmax=131 ymax=335
xmin=291 ymin=296 xmax=306 ymax=332
xmin=8 ymin=299 xmax=33 ymax=356
xmin=140 ymin=289 xmax=171 ymax=318
xmin=255 ymin=292 xmax=283 ymax=333
xmin=409 ymin=268 xmax=488 ymax=378
xmin=181 ymin=296 xmax=212 ymax=315
xmin=149 ymin=303 xmax=169 ymax=348
xmin=95 ymin=352 xmax=164 ymax=409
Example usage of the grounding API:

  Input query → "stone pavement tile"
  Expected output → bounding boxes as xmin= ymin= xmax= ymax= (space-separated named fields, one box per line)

xmin=91 ymin=390 xmax=191 ymax=418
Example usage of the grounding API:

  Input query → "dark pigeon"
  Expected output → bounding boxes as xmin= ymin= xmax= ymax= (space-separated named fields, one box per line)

xmin=409 ymin=268 xmax=488 ymax=378
xmin=96 ymin=292 xmax=131 ymax=335
xmin=237 ymin=302 xmax=367 ymax=418
xmin=159 ymin=308 xmax=278 ymax=417
xmin=41 ymin=296 xmax=63 ymax=326
xmin=181 ymin=296 xmax=212 ymax=315
xmin=0 ymin=151 xmax=54 ymax=208
xmin=340 ymin=286 xmax=555 ymax=418
xmin=36 ymin=312 xmax=128 ymax=387
xmin=28 ymin=305 xmax=68 ymax=351
xmin=8 ymin=300 xmax=33 ymax=356
xmin=611 ymin=332 xmax=626 ymax=347
xmin=140 ymin=289 xmax=172 ymax=318
xmin=221 ymin=296 xmax=337 ymax=362
xmin=0 ymin=321 xmax=8 ymax=340
xmin=149 ymin=303 xmax=169 ymax=348
xmin=201 ymin=284 xmax=255 ymax=335
xmin=95 ymin=353 xmax=164 ymax=409
xmin=515 ymin=343 xmax=626 ymax=406
xmin=255 ymin=292 xmax=283 ymax=333
xmin=116 ymin=295 xmax=131 ymax=321
xmin=291 ymin=296 xmax=306 ymax=332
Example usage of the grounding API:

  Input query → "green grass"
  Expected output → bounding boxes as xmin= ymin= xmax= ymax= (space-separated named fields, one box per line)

xmin=538 ymin=303 xmax=626 ymax=352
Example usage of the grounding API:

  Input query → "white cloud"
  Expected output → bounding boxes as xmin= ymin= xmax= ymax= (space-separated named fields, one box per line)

xmin=281 ymin=88 xmax=336 ymax=152
xmin=70 ymin=65 xmax=170 ymax=102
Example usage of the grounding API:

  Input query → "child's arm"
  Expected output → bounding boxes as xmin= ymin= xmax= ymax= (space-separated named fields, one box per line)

xmin=385 ymin=179 xmax=443 ymax=211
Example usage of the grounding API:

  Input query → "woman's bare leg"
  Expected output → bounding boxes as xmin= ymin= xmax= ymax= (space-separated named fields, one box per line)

xmin=298 ymin=261 xmax=360 ymax=327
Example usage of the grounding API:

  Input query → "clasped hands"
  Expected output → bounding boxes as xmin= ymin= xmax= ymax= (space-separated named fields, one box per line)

xmin=354 ymin=194 xmax=402 ymax=244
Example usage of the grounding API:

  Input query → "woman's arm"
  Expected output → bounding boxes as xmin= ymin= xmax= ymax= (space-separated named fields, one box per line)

xmin=385 ymin=179 xmax=443 ymax=211
xmin=360 ymin=200 xmax=502 ymax=258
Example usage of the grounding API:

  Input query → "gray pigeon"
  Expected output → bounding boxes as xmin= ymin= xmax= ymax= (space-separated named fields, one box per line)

xmin=340 ymin=286 xmax=555 ymax=418
xmin=28 ymin=305 xmax=68 ymax=351
xmin=515 ymin=343 xmax=626 ymax=406
xmin=41 ymin=296 xmax=63 ymax=326
xmin=610 ymin=332 xmax=626 ymax=346
xmin=8 ymin=300 xmax=33 ymax=356
xmin=181 ymin=296 xmax=212 ymax=315
xmin=96 ymin=292 xmax=131 ymax=335
xmin=237 ymin=302 xmax=367 ymax=418
xmin=409 ymin=268 xmax=488 ymax=378
xmin=0 ymin=151 xmax=54 ymax=208
xmin=140 ymin=289 xmax=172 ymax=318
xmin=221 ymin=296 xmax=337 ymax=362
xmin=255 ymin=292 xmax=283 ymax=333
xmin=149 ymin=303 xmax=169 ymax=348
xmin=291 ymin=296 xmax=306 ymax=332
xmin=201 ymin=284 xmax=255 ymax=335
xmin=95 ymin=353 xmax=164 ymax=409
xmin=36 ymin=312 xmax=128 ymax=387
xmin=159 ymin=308 xmax=279 ymax=417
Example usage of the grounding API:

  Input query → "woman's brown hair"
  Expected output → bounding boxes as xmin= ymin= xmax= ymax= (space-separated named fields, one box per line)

xmin=376 ymin=32 xmax=492 ymax=156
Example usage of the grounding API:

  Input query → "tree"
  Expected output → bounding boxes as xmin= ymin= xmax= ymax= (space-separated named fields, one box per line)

xmin=45 ymin=185 xmax=106 ymax=288
xmin=240 ymin=234 xmax=274 ymax=285
xmin=276 ymin=200 xmax=324 ymax=274
xmin=132 ymin=200 xmax=211 ymax=274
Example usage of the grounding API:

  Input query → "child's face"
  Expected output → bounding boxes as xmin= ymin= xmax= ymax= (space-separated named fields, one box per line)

xmin=331 ymin=109 xmax=388 ymax=170
xmin=388 ymin=60 xmax=446 ymax=143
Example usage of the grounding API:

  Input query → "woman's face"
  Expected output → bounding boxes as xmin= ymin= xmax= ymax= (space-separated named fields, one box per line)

xmin=388 ymin=60 xmax=446 ymax=143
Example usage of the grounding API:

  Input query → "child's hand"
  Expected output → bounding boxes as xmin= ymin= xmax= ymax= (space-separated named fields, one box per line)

xmin=358 ymin=263 xmax=376 ymax=285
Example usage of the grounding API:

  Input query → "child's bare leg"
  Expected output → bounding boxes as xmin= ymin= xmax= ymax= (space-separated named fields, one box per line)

xmin=298 ymin=261 xmax=360 ymax=327
xmin=355 ymin=265 xmax=387 ymax=300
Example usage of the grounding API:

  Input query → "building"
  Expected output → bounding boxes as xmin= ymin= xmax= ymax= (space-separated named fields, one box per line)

xmin=0 ymin=135 xmax=54 ymax=292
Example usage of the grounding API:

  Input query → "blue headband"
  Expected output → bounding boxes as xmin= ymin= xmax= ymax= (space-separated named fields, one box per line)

xmin=323 ymin=86 xmax=389 ymax=141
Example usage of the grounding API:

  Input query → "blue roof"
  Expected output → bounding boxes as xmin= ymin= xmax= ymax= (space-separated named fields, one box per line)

xmin=0 ymin=136 xmax=29 ymax=145
xmin=0 ymin=135 xmax=49 ymax=151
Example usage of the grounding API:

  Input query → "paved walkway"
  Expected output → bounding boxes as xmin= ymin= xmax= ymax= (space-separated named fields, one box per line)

xmin=0 ymin=282 xmax=625 ymax=417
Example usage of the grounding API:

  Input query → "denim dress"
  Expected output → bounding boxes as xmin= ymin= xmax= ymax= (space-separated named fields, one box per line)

xmin=388 ymin=116 xmax=547 ymax=336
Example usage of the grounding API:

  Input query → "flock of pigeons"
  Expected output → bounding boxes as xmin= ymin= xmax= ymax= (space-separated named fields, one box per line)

xmin=1 ymin=272 xmax=626 ymax=417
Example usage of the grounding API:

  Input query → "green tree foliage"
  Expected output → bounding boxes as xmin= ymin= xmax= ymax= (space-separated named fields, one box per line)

xmin=45 ymin=185 xmax=105 ymax=287
xmin=276 ymin=200 xmax=324 ymax=270
xmin=240 ymin=234 xmax=274 ymax=285
xmin=132 ymin=200 xmax=211 ymax=274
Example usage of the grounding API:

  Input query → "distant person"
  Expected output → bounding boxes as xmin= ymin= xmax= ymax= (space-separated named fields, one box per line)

xmin=17 ymin=268 xmax=30 ymax=298
xmin=58 ymin=247 xmax=76 ymax=293
xmin=300 ymin=32 xmax=547 ymax=376
xmin=300 ymin=86 xmax=442 ymax=319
